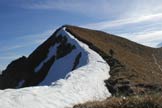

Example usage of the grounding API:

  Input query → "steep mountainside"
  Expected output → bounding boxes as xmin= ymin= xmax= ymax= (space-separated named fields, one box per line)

xmin=1 ymin=25 xmax=162 ymax=95
xmin=0 ymin=26 xmax=110 ymax=108
xmin=0 ymin=27 xmax=89 ymax=89
xmin=0 ymin=25 xmax=162 ymax=108
xmin=66 ymin=25 xmax=162 ymax=96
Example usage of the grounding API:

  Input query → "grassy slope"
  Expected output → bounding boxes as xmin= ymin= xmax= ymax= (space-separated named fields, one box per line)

xmin=73 ymin=94 xmax=162 ymax=108
xmin=65 ymin=25 xmax=162 ymax=107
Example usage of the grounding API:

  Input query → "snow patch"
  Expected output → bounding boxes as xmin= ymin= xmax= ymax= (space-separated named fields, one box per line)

xmin=0 ymin=27 xmax=111 ymax=108
xmin=38 ymin=27 xmax=88 ymax=85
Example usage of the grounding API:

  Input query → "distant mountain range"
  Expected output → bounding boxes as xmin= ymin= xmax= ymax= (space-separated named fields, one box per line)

xmin=0 ymin=25 xmax=162 ymax=108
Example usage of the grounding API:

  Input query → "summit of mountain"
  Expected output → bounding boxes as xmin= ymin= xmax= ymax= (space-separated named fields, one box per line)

xmin=0 ymin=25 xmax=162 ymax=108
xmin=66 ymin=25 xmax=162 ymax=95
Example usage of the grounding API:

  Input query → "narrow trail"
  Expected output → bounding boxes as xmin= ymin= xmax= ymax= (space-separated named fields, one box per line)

xmin=152 ymin=54 xmax=162 ymax=72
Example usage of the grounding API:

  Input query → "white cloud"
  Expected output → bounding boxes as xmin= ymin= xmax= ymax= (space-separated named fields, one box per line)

xmin=23 ymin=0 xmax=162 ymax=20
xmin=23 ymin=0 xmax=162 ymax=48
xmin=120 ymin=30 xmax=162 ymax=47
xmin=24 ymin=0 xmax=109 ymax=16
xmin=23 ymin=0 xmax=134 ymax=19
xmin=9 ymin=1 xmax=162 ymax=49
xmin=123 ymin=0 xmax=162 ymax=18
xmin=81 ymin=11 xmax=162 ymax=48
xmin=83 ymin=13 xmax=162 ymax=30
xmin=133 ymin=31 xmax=162 ymax=42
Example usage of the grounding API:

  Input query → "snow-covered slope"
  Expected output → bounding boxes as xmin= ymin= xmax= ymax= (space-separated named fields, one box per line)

xmin=36 ymin=28 xmax=88 ymax=85
xmin=0 ymin=27 xmax=110 ymax=108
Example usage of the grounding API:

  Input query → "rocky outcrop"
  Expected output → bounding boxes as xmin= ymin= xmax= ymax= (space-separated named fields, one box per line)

xmin=0 ymin=56 xmax=28 ymax=89
xmin=0 ymin=26 xmax=80 ymax=89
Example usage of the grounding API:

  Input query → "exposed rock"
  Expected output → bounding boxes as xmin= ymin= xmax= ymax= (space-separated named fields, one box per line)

xmin=0 ymin=56 xmax=28 ymax=89
xmin=0 ymin=27 xmax=77 ymax=89
xmin=1 ymin=25 xmax=162 ymax=97
xmin=72 ymin=52 xmax=82 ymax=70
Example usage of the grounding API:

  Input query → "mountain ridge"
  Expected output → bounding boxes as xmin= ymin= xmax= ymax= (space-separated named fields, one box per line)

xmin=0 ymin=26 xmax=110 ymax=108
xmin=65 ymin=25 xmax=162 ymax=96
xmin=1 ymin=25 xmax=162 ymax=96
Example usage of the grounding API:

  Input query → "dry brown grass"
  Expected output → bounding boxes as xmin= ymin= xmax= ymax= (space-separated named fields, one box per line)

xmin=66 ymin=25 xmax=162 ymax=95
xmin=66 ymin=25 xmax=162 ymax=108
xmin=73 ymin=94 xmax=162 ymax=108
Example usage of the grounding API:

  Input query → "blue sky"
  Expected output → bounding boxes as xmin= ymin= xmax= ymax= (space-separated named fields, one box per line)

xmin=1 ymin=0 xmax=162 ymax=70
